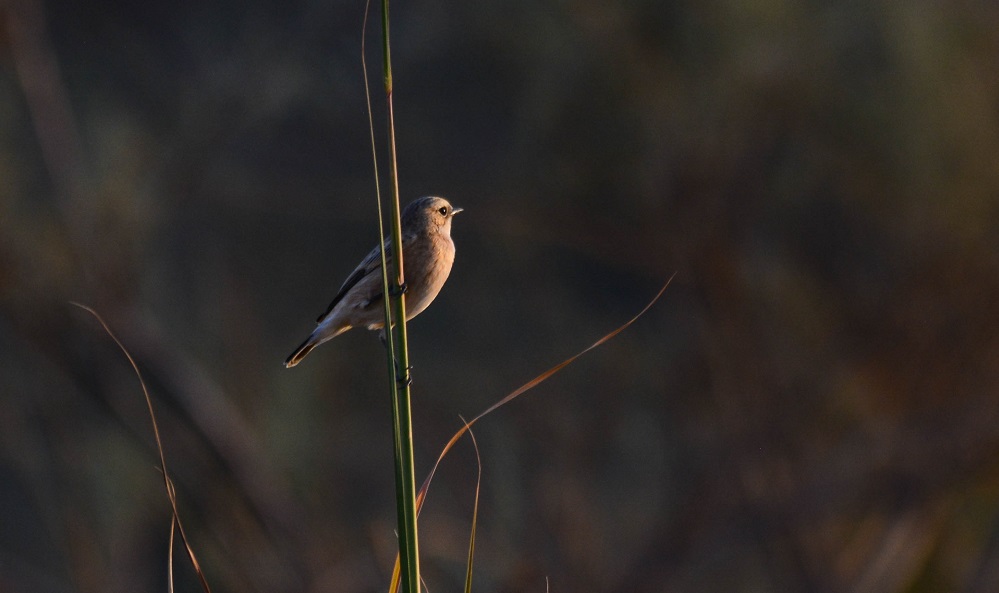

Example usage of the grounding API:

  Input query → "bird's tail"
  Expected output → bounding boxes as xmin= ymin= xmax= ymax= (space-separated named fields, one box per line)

xmin=284 ymin=324 xmax=352 ymax=368
xmin=284 ymin=337 xmax=317 ymax=368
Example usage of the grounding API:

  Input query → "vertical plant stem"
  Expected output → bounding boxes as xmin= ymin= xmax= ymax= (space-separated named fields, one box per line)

xmin=379 ymin=0 xmax=420 ymax=591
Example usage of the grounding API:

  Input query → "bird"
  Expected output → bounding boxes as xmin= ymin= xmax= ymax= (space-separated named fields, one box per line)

xmin=285 ymin=196 xmax=463 ymax=368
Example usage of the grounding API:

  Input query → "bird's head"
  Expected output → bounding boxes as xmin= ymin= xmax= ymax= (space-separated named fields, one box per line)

xmin=402 ymin=196 xmax=463 ymax=235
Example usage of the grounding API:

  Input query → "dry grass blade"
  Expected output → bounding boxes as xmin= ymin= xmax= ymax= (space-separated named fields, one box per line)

xmin=71 ymin=302 xmax=212 ymax=593
xmin=168 ymin=517 xmax=176 ymax=593
xmin=462 ymin=417 xmax=482 ymax=593
xmin=390 ymin=558 xmax=401 ymax=593
xmin=416 ymin=274 xmax=675 ymax=511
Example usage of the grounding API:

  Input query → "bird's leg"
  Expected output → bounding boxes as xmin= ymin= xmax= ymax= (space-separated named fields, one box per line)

xmin=395 ymin=361 xmax=414 ymax=388
xmin=385 ymin=281 xmax=410 ymax=384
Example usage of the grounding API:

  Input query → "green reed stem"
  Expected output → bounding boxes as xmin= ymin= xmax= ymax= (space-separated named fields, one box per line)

xmin=379 ymin=0 xmax=420 ymax=591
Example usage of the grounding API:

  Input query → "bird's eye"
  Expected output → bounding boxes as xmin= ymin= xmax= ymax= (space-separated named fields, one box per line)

xmin=438 ymin=206 xmax=448 ymax=216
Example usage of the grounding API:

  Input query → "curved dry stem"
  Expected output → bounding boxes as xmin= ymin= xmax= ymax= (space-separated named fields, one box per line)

xmin=71 ymin=302 xmax=212 ymax=593
xmin=417 ymin=275 xmax=675 ymax=512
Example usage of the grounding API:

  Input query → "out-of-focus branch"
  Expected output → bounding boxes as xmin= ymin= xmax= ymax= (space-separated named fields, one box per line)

xmin=6 ymin=0 xmax=87 ymax=207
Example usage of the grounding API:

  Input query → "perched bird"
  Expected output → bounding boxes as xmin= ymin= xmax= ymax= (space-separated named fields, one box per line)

xmin=285 ymin=196 xmax=463 ymax=367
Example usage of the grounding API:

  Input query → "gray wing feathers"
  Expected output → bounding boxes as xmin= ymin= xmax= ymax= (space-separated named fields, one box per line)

xmin=316 ymin=241 xmax=389 ymax=323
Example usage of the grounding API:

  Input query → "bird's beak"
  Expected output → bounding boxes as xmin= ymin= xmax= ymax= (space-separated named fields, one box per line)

xmin=451 ymin=207 xmax=464 ymax=216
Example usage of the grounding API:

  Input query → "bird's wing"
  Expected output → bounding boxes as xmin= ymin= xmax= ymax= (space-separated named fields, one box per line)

xmin=316 ymin=241 xmax=390 ymax=323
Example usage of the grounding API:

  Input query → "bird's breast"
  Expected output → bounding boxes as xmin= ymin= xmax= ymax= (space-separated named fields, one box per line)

xmin=402 ymin=233 xmax=455 ymax=319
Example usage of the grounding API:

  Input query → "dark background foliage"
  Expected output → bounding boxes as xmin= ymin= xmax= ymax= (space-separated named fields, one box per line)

xmin=3 ymin=0 xmax=999 ymax=591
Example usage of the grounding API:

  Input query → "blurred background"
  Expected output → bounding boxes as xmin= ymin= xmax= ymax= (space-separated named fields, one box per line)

xmin=3 ymin=0 xmax=999 ymax=591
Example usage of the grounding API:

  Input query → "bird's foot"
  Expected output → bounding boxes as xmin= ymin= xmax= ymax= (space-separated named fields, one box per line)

xmin=395 ymin=363 xmax=414 ymax=388
xmin=389 ymin=282 xmax=408 ymax=297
